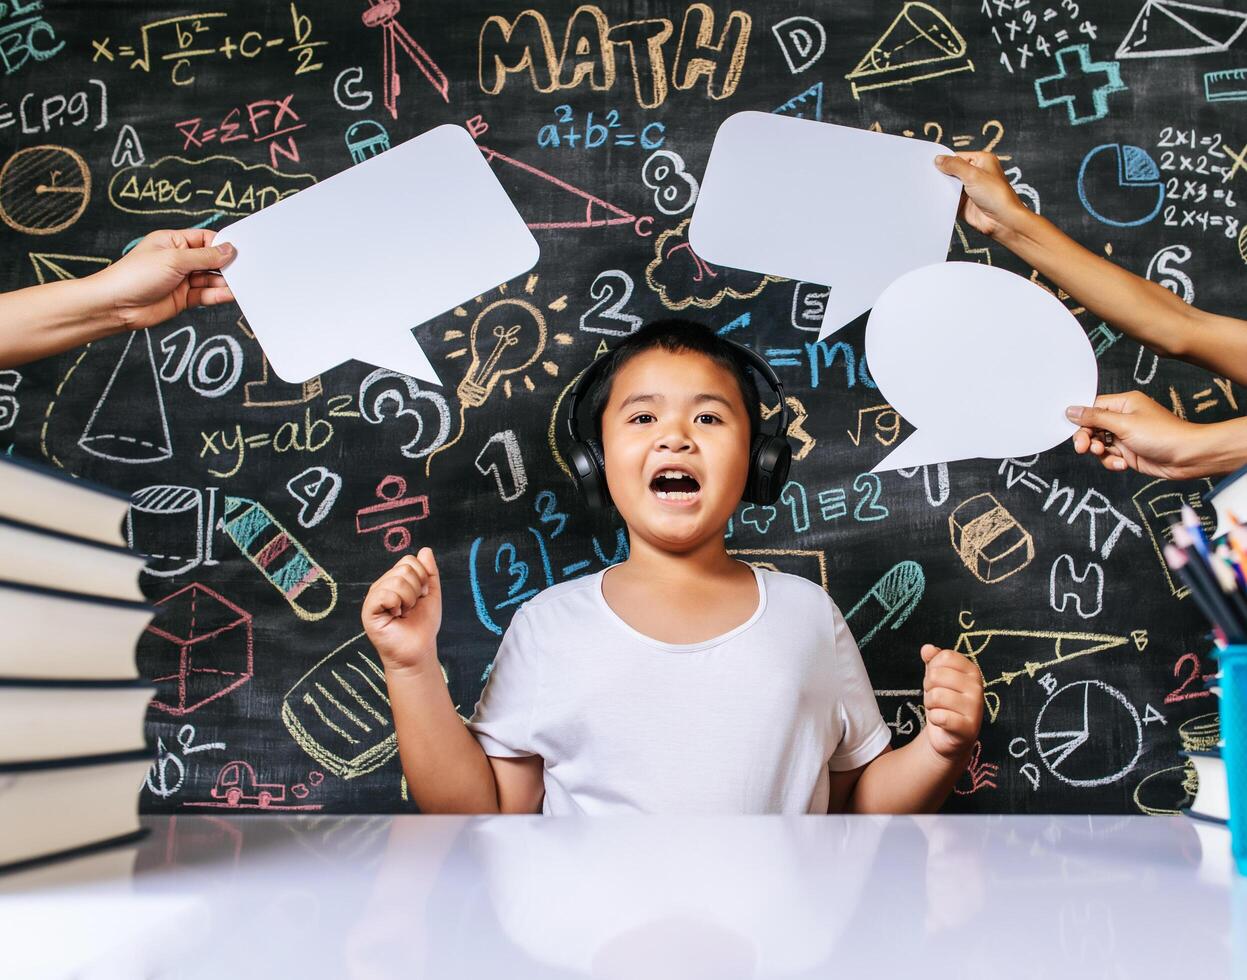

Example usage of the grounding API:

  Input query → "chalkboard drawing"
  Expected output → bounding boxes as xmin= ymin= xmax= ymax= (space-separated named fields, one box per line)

xmin=1116 ymin=0 xmax=1247 ymax=59
xmin=1205 ymin=66 xmax=1247 ymax=101
xmin=844 ymin=560 xmax=925 ymax=648
xmin=127 ymin=485 xmax=217 ymax=578
xmin=475 ymin=430 xmax=528 ymax=502
xmin=0 ymin=370 xmax=18 ymax=433
xmin=646 ymin=218 xmax=780 ymax=311
xmin=845 ymin=3 xmax=974 ymax=100
xmin=361 ymin=0 xmax=450 ymax=119
xmin=188 ymin=760 xmax=324 ymax=810
xmin=111 ymin=123 xmax=145 ymax=168
xmin=0 ymin=144 xmax=90 ymax=235
xmin=29 ymin=252 xmax=110 ymax=284
xmin=641 ymin=149 xmax=699 ymax=216
xmin=346 ymin=120 xmax=391 ymax=164
xmin=146 ymin=583 xmax=254 ymax=716
xmin=1132 ymin=762 xmax=1196 ymax=814
xmin=772 ymin=16 xmax=826 ymax=75
xmin=955 ymin=625 xmax=1134 ymax=722
xmin=78 ymin=331 xmax=173 ymax=464
xmin=108 ymin=155 xmax=316 ymax=218
xmin=773 ymin=81 xmax=824 ymax=121
xmin=728 ymin=548 xmax=828 ymax=590
xmin=1130 ymin=478 xmax=1215 ymax=598
xmin=1033 ymin=680 xmax=1142 ymax=787
xmin=456 ymin=299 xmax=546 ymax=408
xmin=356 ymin=475 xmax=429 ymax=552
xmin=221 ymin=496 xmax=338 ymax=622
xmin=479 ymin=144 xmax=636 ymax=230
xmin=1077 ymin=144 xmax=1165 ymax=228
xmin=1177 ymin=711 xmax=1220 ymax=751
xmin=948 ymin=493 xmax=1034 ymax=584
xmin=0 ymin=2 xmax=64 ymax=75
xmin=1033 ymin=46 xmax=1127 ymax=126
xmin=952 ymin=741 xmax=999 ymax=796
xmin=287 ymin=465 xmax=341 ymax=528
xmin=282 ymin=632 xmax=397 ymax=779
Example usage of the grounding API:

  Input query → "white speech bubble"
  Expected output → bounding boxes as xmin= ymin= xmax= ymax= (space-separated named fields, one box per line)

xmin=866 ymin=262 xmax=1098 ymax=472
xmin=215 ymin=124 xmax=539 ymax=385
xmin=688 ymin=111 xmax=961 ymax=341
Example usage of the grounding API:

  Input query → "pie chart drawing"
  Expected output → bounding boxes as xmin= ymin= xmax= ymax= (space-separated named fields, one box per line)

xmin=1076 ymin=143 xmax=1165 ymax=228
xmin=1034 ymin=679 xmax=1142 ymax=787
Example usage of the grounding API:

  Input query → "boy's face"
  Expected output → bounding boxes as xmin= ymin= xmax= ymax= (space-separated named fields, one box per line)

xmin=599 ymin=349 xmax=752 ymax=554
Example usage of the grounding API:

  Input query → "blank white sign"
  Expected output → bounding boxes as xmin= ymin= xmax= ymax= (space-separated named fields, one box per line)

xmin=215 ymin=124 xmax=539 ymax=385
xmin=689 ymin=112 xmax=961 ymax=340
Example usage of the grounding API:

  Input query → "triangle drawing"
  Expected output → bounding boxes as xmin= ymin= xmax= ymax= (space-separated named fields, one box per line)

xmin=29 ymin=253 xmax=111 ymax=284
xmin=478 ymin=145 xmax=636 ymax=230
xmin=773 ymin=81 xmax=825 ymax=121
xmin=1117 ymin=0 xmax=1247 ymax=58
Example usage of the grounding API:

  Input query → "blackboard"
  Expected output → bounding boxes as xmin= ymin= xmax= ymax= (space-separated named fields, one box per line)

xmin=2 ymin=0 xmax=1243 ymax=814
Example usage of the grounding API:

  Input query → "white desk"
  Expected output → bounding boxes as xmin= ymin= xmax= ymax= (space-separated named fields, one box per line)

xmin=1 ymin=814 xmax=1241 ymax=978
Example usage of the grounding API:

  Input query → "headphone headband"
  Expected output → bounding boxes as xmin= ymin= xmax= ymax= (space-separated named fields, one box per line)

xmin=566 ymin=337 xmax=790 ymax=445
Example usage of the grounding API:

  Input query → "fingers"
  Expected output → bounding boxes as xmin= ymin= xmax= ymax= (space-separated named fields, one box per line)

xmin=1065 ymin=404 xmax=1126 ymax=434
xmin=933 ymin=153 xmax=981 ymax=185
xmin=409 ymin=547 xmax=441 ymax=596
xmin=363 ymin=552 xmax=437 ymax=623
xmin=926 ymin=707 xmax=980 ymax=738
xmin=186 ymin=285 xmax=236 ymax=308
xmin=167 ymin=242 xmax=236 ymax=276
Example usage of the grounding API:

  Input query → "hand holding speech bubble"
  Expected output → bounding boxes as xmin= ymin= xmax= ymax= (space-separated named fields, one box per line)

xmin=866 ymin=262 xmax=1098 ymax=472
xmin=688 ymin=111 xmax=962 ymax=341
xmin=215 ymin=124 xmax=539 ymax=385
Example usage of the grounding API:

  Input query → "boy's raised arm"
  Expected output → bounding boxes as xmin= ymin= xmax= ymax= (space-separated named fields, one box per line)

xmin=935 ymin=151 xmax=1247 ymax=388
xmin=842 ymin=645 xmax=984 ymax=813
xmin=364 ymin=549 xmax=502 ymax=814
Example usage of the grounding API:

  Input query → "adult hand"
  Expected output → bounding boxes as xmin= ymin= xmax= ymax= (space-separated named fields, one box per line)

xmin=1066 ymin=391 xmax=1221 ymax=479
xmin=933 ymin=151 xmax=1030 ymax=240
xmin=92 ymin=228 xmax=236 ymax=331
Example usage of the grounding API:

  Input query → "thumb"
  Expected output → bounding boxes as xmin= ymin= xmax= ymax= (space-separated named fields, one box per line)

xmin=920 ymin=642 xmax=940 ymax=664
xmin=933 ymin=153 xmax=980 ymax=185
xmin=1065 ymin=404 xmax=1128 ymax=434
xmin=170 ymin=242 xmax=236 ymax=274
xmin=415 ymin=546 xmax=441 ymax=597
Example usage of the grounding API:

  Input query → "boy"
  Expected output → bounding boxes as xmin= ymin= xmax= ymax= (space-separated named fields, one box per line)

xmin=363 ymin=321 xmax=984 ymax=814
xmin=935 ymin=151 xmax=1247 ymax=480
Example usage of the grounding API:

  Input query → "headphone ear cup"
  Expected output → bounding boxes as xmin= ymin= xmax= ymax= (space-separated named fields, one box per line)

xmin=569 ymin=438 xmax=612 ymax=510
xmin=744 ymin=435 xmax=793 ymax=505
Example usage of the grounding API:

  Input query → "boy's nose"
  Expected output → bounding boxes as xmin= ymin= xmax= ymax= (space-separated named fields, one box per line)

xmin=655 ymin=430 xmax=693 ymax=452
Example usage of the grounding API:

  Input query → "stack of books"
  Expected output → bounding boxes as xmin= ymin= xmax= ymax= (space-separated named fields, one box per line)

xmin=0 ymin=455 xmax=156 ymax=873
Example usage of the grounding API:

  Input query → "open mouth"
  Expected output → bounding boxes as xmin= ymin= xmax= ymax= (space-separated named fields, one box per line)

xmin=649 ymin=468 xmax=702 ymax=502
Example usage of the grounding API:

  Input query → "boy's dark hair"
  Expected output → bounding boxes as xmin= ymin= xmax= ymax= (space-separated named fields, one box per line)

xmin=589 ymin=319 xmax=762 ymax=442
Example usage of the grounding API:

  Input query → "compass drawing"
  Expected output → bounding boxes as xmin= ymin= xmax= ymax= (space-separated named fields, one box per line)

xmin=0 ymin=145 xmax=91 ymax=235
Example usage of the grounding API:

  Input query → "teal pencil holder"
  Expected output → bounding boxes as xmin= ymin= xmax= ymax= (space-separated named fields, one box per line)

xmin=1215 ymin=645 xmax=1247 ymax=876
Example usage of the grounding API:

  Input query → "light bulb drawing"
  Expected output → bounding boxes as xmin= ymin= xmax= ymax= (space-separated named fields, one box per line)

xmin=425 ymin=298 xmax=546 ymax=475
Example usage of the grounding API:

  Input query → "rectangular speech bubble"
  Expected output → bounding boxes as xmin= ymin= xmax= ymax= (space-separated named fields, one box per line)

xmin=688 ymin=112 xmax=961 ymax=341
xmin=215 ymin=124 xmax=540 ymax=385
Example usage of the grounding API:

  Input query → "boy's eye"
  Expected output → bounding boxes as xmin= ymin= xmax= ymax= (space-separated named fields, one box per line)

xmin=629 ymin=413 xmax=655 ymax=424
xmin=696 ymin=413 xmax=721 ymax=424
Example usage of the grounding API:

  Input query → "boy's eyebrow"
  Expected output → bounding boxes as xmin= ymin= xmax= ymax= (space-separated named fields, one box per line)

xmin=617 ymin=392 xmax=737 ymax=411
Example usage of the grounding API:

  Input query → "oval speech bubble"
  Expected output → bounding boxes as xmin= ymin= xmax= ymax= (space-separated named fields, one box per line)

xmin=866 ymin=262 xmax=1098 ymax=472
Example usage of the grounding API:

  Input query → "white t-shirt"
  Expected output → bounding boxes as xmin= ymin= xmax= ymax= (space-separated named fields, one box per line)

xmin=466 ymin=563 xmax=890 ymax=814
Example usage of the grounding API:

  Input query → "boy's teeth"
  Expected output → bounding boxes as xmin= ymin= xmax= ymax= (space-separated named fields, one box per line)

xmin=654 ymin=489 xmax=698 ymax=500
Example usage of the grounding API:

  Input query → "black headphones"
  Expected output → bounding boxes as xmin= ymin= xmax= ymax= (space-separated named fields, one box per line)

xmin=564 ymin=337 xmax=793 ymax=510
